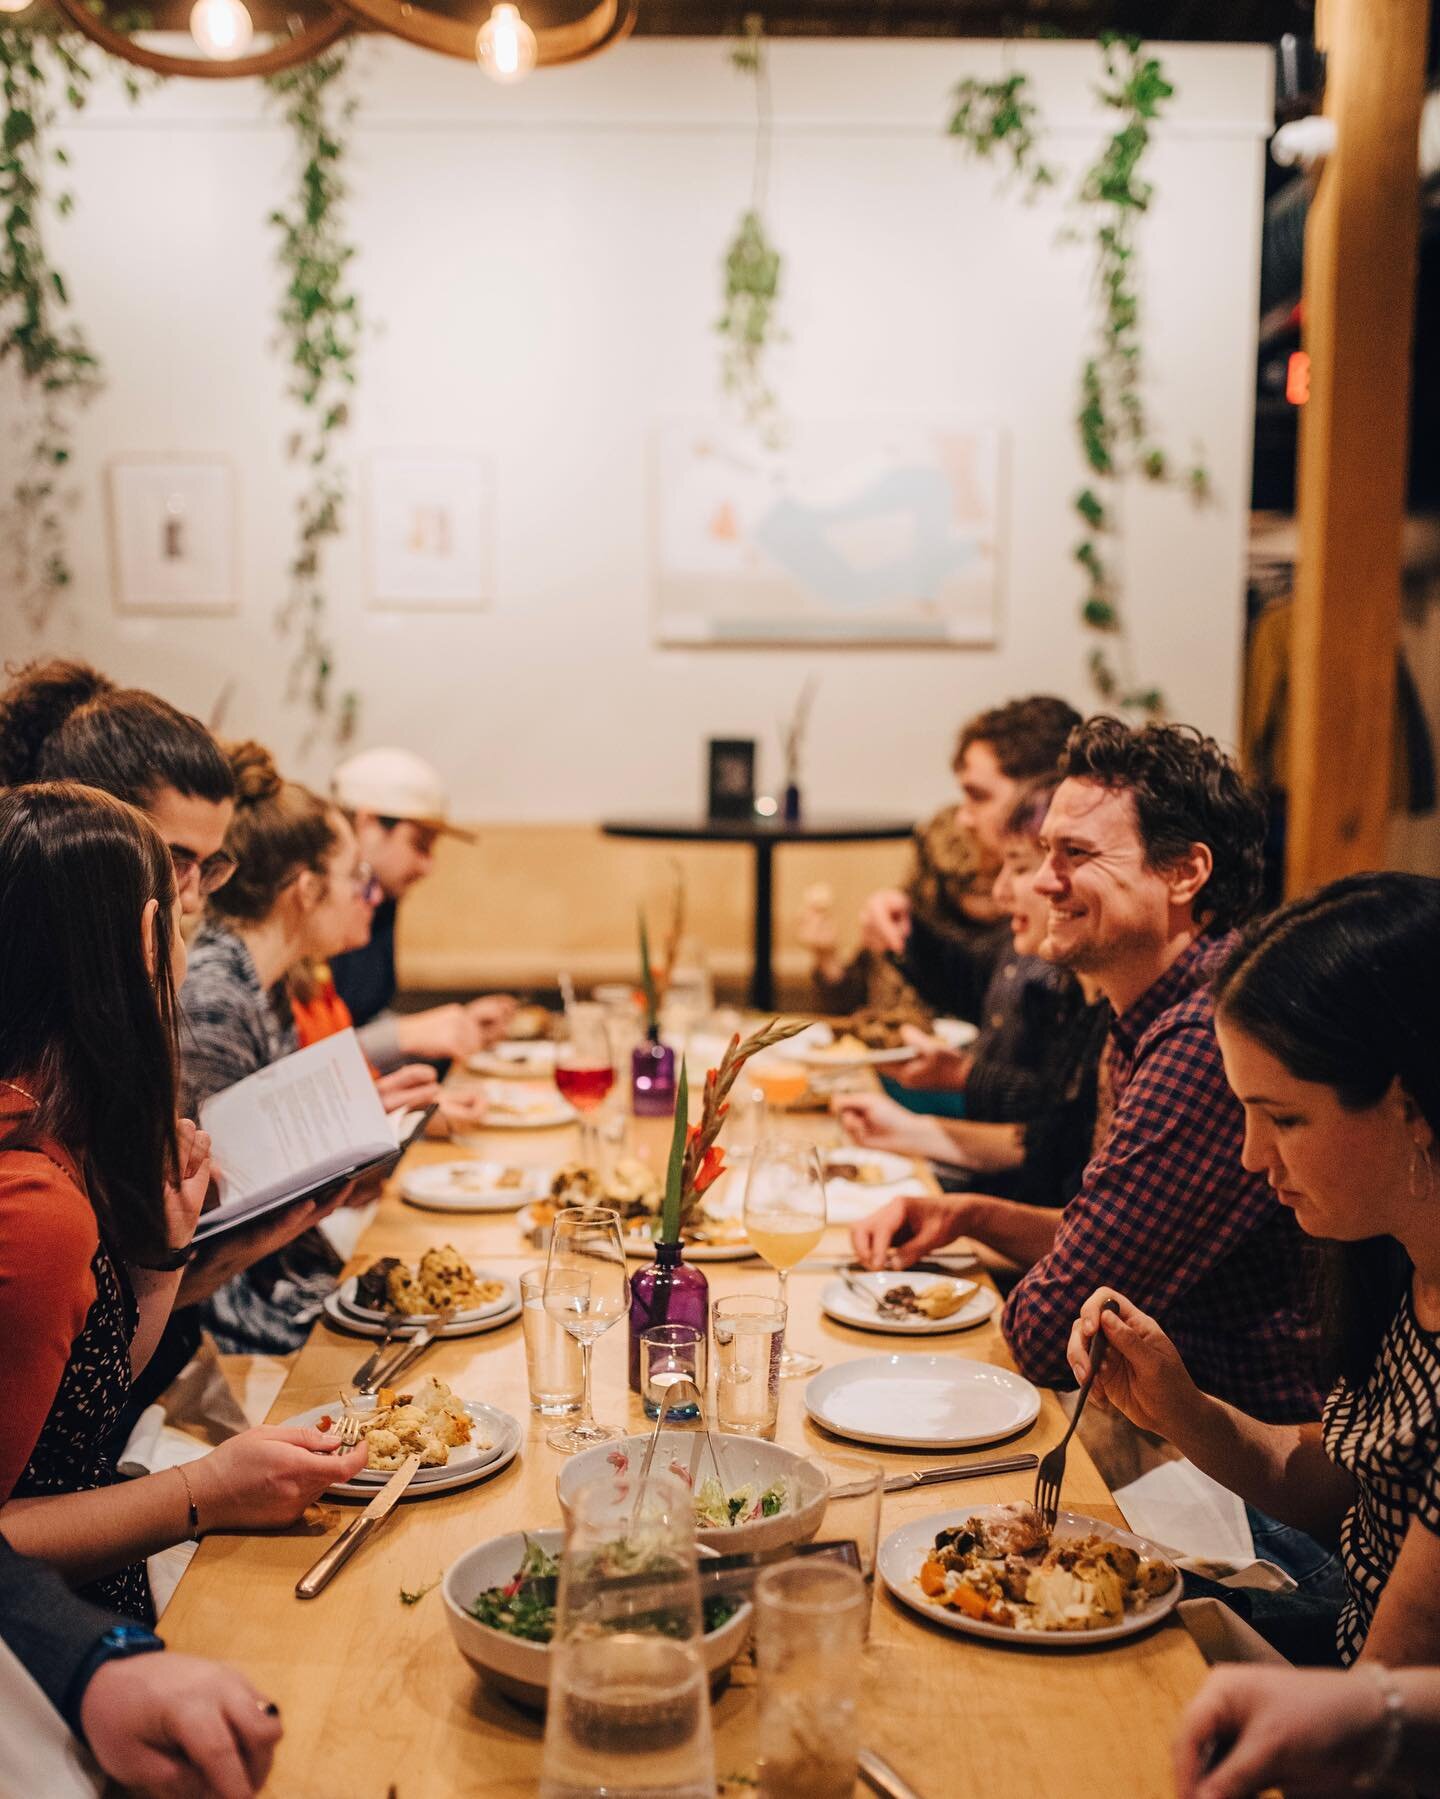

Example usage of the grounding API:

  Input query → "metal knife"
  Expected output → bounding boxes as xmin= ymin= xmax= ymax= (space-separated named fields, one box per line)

xmin=358 ymin=1308 xmax=454 ymax=1395
xmin=350 ymin=1321 xmax=400 ymax=1391
xmin=859 ymin=1747 xmax=925 ymax=1799
xmin=880 ymin=1451 xmax=1038 ymax=1494
xmin=295 ymin=1453 xmax=421 ymax=1600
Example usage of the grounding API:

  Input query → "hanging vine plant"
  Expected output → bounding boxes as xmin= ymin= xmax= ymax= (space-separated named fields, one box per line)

xmin=947 ymin=38 xmax=1210 ymax=719
xmin=716 ymin=12 xmax=785 ymax=447
xmin=266 ymin=45 xmax=362 ymax=744
xmin=0 ymin=18 xmax=102 ymax=625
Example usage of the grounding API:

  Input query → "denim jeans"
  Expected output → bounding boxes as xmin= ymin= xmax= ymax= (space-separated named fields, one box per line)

xmin=1179 ymin=1507 xmax=1346 ymax=1666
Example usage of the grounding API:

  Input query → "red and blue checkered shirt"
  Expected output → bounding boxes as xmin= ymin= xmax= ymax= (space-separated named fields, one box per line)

xmin=1001 ymin=932 xmax=1322 ymax=1423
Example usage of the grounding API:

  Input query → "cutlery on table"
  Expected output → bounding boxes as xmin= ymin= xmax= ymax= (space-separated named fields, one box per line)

xmin=1033 ymin=1297 xmax=1117 ymax=1533
xmin=876 ymin=1452 xmax=1038 ymax=1495
xmin=350 ymin=1322 xmax=399 ymax=1391
xmin=294 ymin=1454 xmax=422 ymax=1600
xmin=357 ymin=1307 xmax=455 ymax=1395
xmin=839 ymin=1268 xmax=909 ymax=1320
xmin=633 ymin=1375 xmax=725 ymax=1520
xmin=859 ymin=1747 xmax=926 ymax=1799
xmin=512 ymin=1538 xmax=862 ymax=1609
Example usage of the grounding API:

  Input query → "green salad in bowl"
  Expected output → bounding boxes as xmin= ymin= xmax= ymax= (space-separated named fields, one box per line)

xmin=467 ymin=1534 xmax=741 ymax=1641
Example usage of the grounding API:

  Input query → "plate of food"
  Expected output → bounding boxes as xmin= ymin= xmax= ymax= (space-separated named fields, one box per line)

xmin=506 ymin=1005 xmax=557 ymax=1042
xmin=400 ymin=1160 xmax=552 ymax=1213
xmin=821 ymin=1271 xmax=998 ymax=1336
xmin=321 ymin=1288 xmax=520 ymax=1341
xmin=791 ymin=1021 xmax=918 ymax=1071
xmin=454 ymin=1083 xmax=576 ymax=1133
xmin=822 ymin=1148 xmax=915 ymax=1188
xmin=443 ymin=1528 xmax=753 ymax=1710
xmin=878 ymin=1502 xmax=1181 ymax=1646
xmin=519 ymin=1160 xmax=758 ymax=1261
xmin=803 ymin=1354 xmax=1040 ymax=1449
xmin=284 ymin=1381 xmax=523 ymax=1498
xmin=556 ymin=1432 xmax=828 ymax=1556
xmin=932 ymin=1017 xmax=980 ymax=1052
xmin=338 ymin=1248 xmax=515 ymax=1327
xmin=465 ymin=1041 xmax=559 ymax=1081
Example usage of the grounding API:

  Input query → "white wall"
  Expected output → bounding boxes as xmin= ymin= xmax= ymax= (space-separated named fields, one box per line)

xmin=0 ymin=37 xmax=1272 ymax=819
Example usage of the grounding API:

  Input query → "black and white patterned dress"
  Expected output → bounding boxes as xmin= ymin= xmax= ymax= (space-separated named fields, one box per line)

xmin=1323 ymin=1288 xmax=1440 ymax=1662
xmin=11 ymin=1233 xmax=152 ymax=1624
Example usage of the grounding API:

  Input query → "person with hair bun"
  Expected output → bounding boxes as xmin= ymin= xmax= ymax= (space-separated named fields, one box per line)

xmin=0 ymin=659 xmax=236 ymax=919
xmin=0 ymin=783 xmax=365 ymax=1626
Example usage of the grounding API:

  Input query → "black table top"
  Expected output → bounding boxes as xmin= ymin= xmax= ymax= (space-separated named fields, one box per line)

xmin=600 ymin=815 xmax=915 ymax=845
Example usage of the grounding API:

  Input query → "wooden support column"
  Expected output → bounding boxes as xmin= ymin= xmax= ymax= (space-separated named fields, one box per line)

xmin=1286 ymin=0 xmax=1431 ymax=894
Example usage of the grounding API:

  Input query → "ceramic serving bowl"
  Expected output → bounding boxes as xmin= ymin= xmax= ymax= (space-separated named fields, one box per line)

xmin=442 ymin=1528 xmax=753 ymax=1710
xmin=555 ymin=1432 xmax=829 ymax=1557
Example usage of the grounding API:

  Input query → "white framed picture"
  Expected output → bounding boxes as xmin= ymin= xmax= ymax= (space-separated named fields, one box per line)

xmin=107 ymin=456 xmax=238 ymax=615
xmin=365 ymin=452 xmax=494 ymax=611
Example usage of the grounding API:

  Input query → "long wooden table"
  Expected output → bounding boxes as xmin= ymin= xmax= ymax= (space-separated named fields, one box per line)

xmin=161 ymin=1100 xmax=1207 ymax=1797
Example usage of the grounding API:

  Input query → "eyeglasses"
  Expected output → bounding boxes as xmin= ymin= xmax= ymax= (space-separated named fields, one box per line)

xmin=352 ymin=861 xmax=383 ymax=904
xmin=169 ymin=844 xmax=237 ymax=897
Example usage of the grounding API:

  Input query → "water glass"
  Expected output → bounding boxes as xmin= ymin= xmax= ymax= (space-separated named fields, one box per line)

xmin=541 ymin=1471 xmax=715 ymax=1799
xmin=641 ymin=1323 xmax=704 ymax=1420
xmin=521 ymin=1267 xmax=583 ymax=1415
xmin=754 ymin=1560 xmax=867 ymax=1799
xmin=813 ymin=1452 xmax=884 ymax=1596
xmin=543 ymin=1208 xmax=630 ymax=1453
xmin=711 ymin=1294 xmax=784 ymax=1438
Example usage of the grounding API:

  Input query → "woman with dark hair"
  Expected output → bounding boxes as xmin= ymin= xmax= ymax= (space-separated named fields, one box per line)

xmin=1068 ymin=872 xmax=1440 ymax=1670
xmin=0 ymin=784 xmax=365 ymax=1623
xmin=0 ymin=658 xmax=236 ymax=918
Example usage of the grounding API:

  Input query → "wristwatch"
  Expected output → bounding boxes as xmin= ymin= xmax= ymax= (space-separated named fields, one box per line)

xmin=64 ymin=1623 xmax=166 ymax=1740
xmin=138 ymin=1242 xmax=197 ymax=1271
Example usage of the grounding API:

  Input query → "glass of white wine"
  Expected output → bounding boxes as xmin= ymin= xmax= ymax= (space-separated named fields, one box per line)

xmin=743 ymin=1136 xmax=826 ymax=1377
xmin=543 ymin=1206 xmax=631 ymax=1453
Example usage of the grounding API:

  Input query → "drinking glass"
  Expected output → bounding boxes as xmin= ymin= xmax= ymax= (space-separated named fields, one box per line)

xmin=661 ymin=937 xmax=713 ymax=1039
xmin=754 ymin=1560 xmax=866 ymax=1799
xmin=554 ymin=1003 xmax=616 ymax=1168
xmin=711 ymin=1294 xmax=784 ymax=1437
xmin=812 ymin=1452 xmax=884 ymax=1598
xmin=641 ymin=1323 xmax=703 ymax=1421
xmin=541 ymin=1470 xmax=715 ymax=1799
xmin=743 ymin=1137 xmax=826 ymax=1376
xmin=543 ymin=1208 xmax=631 ymax=1453
xmin=521 ymin=1266 xmax=583 ymax=1415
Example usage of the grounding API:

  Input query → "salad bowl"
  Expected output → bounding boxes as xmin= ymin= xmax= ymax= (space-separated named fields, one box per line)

xmin=555 ymin=1432 xmax=829 ymax=1557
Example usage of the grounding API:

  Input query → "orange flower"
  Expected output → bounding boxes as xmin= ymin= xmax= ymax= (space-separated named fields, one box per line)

xmin=686 ymin=1128 xmax=727 ymax=1197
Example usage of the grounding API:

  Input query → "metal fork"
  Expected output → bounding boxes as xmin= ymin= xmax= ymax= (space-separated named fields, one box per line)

xmin=1033 ymin=1299 xmax=1117 ymax=1534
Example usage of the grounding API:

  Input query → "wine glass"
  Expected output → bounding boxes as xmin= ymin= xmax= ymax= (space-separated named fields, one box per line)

xmin=554 ymin=1002 xmax=616 ymax=1170
xmin=543 ymin=1206 xmax=631 ymax=1453
xmin=742 ymin=1136 xmax=827 ymax=1377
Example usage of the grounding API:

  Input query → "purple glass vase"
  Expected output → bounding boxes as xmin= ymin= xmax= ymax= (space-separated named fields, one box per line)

xmin=631 ymin=1035 xmax=677 ymax=1117
xmin=628 ymin=1240 xmax=709 ymax=1408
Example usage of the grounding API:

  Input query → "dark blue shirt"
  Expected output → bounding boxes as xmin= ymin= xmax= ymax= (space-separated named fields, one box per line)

xmin=331 ymin=896 xmax=398 ymax=1028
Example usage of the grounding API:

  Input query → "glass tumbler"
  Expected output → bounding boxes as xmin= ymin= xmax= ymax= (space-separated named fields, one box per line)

xmin=641 ymin=1323 xmax=704 ymax=1420
xmin=754 ymin=1559 xmax=867 ymax=1799
xmin=521 ymin=1267 xmax=583 ymax=1415
xmin=711 ymin=1294 xmax=785 ymax=1438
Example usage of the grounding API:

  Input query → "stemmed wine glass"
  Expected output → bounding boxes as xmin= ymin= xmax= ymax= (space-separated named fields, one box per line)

xmin=543 ymin=1206 xmax=631 ymax=1453
xmin=553 ymin=1002 xmax=616 ymax=1170
xmin=743 ymin=1136 xmax=827 ymax=1377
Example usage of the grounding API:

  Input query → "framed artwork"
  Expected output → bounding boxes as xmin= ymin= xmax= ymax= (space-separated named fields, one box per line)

xmin=107 ymin=456 xmax=238 ymax=615
xmin=653 ymin=420 xmax=1003 ymax=647
xmin=707 ymin=738 xmax=756 ymax=821
xmin=365 ymin=452 xmax=494 ymax=611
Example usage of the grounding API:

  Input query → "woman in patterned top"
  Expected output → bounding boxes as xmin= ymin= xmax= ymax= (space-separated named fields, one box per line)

xmin=0 ymin=784 xmax=365 ymax=1621
xmin=1069 ymin=873 xmax=1440 ymax=1668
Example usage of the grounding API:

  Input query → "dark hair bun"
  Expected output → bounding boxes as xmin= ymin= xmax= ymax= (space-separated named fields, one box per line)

xmin=227 ymin=740 xmax=283 ymax=806
xmin=0 ymin=659 xmax=115 ymax=786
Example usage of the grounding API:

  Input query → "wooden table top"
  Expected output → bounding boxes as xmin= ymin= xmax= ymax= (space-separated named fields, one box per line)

xmin=160 ymin=1098 xmax=1206 ymax=1798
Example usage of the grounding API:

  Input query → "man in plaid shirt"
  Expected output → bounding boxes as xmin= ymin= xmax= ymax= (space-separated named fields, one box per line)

xmin=851 ymin=718 xmax=1320 ymax=1423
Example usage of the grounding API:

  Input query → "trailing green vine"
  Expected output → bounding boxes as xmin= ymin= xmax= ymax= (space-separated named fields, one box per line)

xmin=716 ymin=13 xmax=784 ymax=448
xmin=0 ymin=18 xmax=101 ymax=625
xmin=947 ymin=37 xmax=1211 ymax=720
xmin=266 ymin=47 xmax=362 ymax=743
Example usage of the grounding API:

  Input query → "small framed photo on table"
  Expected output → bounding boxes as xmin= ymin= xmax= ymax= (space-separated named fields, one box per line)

xmin=107 ymin=456 xmax=238 ymax=615
xmin=707 ymin=739 xmax=756 ymax=821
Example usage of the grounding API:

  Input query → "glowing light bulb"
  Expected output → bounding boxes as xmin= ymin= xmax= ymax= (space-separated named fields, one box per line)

xmin=189 ymin=0 xmax=254 ymax=59
xmin=475 ymin=2 xmax=537 ymax=83
xmin=0 ymin=0 xmax=35 ymax=14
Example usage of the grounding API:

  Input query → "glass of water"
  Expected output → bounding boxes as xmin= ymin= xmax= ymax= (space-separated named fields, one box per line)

xmin=712 ymin=1294 xmax=785 ymax=1437
xmin=541 ymin=1471 xmax=715 ymax=1799
xmin=543 ymin=1208 xmax=631 ymax=1453
xmin=521 ymin=1267 xmax=582 ymax=1415
xmin=755 ymin=1559 xmax=867 ymax=1799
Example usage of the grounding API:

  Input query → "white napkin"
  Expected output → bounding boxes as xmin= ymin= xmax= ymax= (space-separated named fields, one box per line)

xmin=320 ymin=1196 xmax=379 ymax=1262
xmin=1112 ymin=1457 xmax=1258 ymax=1569
xmin=0 ymin=1640 xmax=102 ymax=1799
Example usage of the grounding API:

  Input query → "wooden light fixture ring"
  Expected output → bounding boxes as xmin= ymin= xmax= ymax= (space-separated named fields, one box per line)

xmin=47 ymin=0 xmax=353 ymax=80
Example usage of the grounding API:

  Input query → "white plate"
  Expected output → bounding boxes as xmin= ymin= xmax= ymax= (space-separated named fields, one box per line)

xmin=401 ymin=1161 xmax=552 ymax=1212
xmin=332 ymin=1404 xmax=522 ymax=1501
xmin=320 ymin=1288 xmax=521 ymax=1341
xmin=822 ymin=1148 xmax=914 ymax=1187
xmin=280 ymin=1397 xmax=513 ymax=1494
xmin=932 ymin=1017 xmax=980 ymax=1052
xmin=455 ymin=1084 xmax=576 ymax=1133
xmin=791 ymin=1024 xmax=916 ymax=1071
xmin=878 ymin=1506 xmax=1183 ymax=1647
xmin=465 ymin=1042 xmax=558 ymax=1080
xmin=337 ymin=1269 xmax=516 ymax=1329
xmin=821 ymin=1274 xmax=997 ymax=1336
xmin=516 ymin=1205 xmax=759 ymax=1263
xmin=803 ymin=1354 xmax=1040 ymax=1449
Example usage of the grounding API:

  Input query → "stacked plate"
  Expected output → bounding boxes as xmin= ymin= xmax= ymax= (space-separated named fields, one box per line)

xmin=283 ymin=1397 xmax=524 ymax=1502
xmin=321 ymin=1269 xmax=522 ymax=1340
xmin=804 ymin=1354 xmax=1040 ymax=1450
xmin=401 ymin=1160 xmax=553 ymax=1213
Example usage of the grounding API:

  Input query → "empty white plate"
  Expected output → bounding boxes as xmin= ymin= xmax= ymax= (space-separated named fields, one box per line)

xmin=803 ymin=1354 xmax=1039 ymax=1449
xmin=401 ymin=1161 xmax=552 ymax=1212
xmin=821 ymin=1274 xmax=997 ymax=1336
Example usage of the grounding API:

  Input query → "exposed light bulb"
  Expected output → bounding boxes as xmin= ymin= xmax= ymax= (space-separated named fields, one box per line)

xmin=475 ymin=2 xmax=537 ymax=83
xmin=189 ymin=0 xmax=254 ymax=59
xmin=0 ymin=0 xmax=35 ymax=15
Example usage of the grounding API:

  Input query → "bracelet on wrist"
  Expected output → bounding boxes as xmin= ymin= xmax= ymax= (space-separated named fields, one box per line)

xmin=137 ymin=1242 xmax=197 ymax=1272
xmin=176 ymin=1461 xmax=203 ymax=1541
xmin=1354 ymin=1662 xmax=1405 ymax=1792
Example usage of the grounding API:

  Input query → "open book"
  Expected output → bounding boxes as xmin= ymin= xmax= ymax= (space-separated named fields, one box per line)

xmin=193 ymin=1031 xmax=431 ymax=1244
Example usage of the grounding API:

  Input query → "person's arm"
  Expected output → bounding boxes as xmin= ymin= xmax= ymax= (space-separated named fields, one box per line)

xmin=127 ymin=1119 xmax=211 ymax=1377
xmin=832 ymin=1092 xmax=1021 ymax=1172
xmin=934 ymin=1119 xmax=1025 ymax=1175
xmin=1001 ymin=1019 xmax=1287 ymax=1389
xmin=944 ymin=1193 xmax=1062 ymax=1270
xmin=355 ymin=1010 xmax=405 ymax=1074
xmin=126 ymin=1265 xmax=186 ymax=1379
xmin=0 ymin=1532 xmax=130 ymax=1723
xmin=850 ymin=1190 xmax=1061 ymax=1273
xmin=1360 ymin=1520 xmax=1440 ymax=1666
